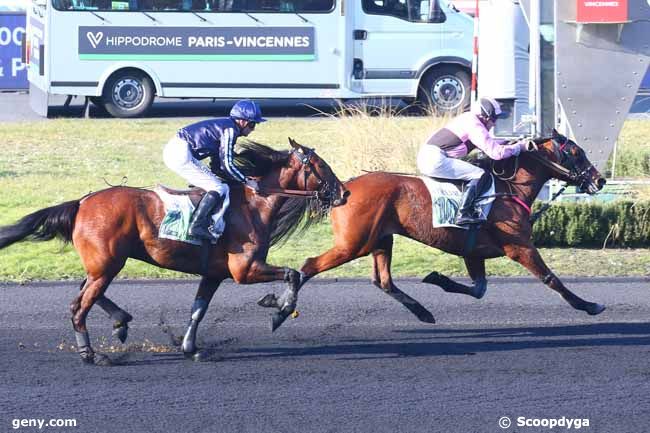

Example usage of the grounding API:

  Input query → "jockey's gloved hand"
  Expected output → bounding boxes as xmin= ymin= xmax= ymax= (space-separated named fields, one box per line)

xmin=245 ymin=178 xmax=259 ymax=193
xmin=518 ymin=139 xmax=538 ymax=152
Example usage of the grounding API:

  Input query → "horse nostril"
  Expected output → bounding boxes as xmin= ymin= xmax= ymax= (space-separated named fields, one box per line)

xmin=597 ymin=178 xmax=606 ymax=189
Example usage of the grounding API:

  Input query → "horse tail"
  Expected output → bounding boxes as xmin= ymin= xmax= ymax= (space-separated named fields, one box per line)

xmin=0 ymin=200 xmax=80 ymax=250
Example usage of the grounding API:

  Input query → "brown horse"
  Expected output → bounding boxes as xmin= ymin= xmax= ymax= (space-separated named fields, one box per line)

xmin=0 ymin=138 xmax=348 ymax=364
xmin=262 ymin=130 xmax=607 ymax=325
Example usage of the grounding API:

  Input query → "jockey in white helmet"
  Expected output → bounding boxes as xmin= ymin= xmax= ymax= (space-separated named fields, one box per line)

xmin=417 ymin=97 xmax=535 ymax=225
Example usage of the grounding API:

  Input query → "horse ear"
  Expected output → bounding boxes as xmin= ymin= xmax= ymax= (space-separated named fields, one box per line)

xmin=288 ymin=137 xmax=303 ymax=153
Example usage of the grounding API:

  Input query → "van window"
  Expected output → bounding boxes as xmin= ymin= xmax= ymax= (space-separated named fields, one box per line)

xmin=362 ymin=0 xmax=445 ymax=23
xmin=53 ymin=0 xmax=334 ymax=11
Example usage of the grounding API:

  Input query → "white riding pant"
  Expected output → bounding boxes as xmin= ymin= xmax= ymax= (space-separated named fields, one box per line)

xmin=417 ymin=144 xmax=485 ymax=181
xmin=163 ymin=136 xmax=230 ymax=223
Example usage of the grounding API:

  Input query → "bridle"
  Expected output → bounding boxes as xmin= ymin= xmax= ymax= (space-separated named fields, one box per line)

xmin=258 ymin=147 xmax=337 ymax=205
xmin=489 ymin=136 xmax=595 ymax=222
xmin=527 ymin=137 xmax=593 ymax=189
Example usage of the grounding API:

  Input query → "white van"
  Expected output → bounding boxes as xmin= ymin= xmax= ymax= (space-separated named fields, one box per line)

xmin=26 ymin=0 xmax=473 ymax=117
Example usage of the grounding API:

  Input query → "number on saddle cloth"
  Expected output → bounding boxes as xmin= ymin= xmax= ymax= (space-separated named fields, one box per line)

xmin=420 ymin=175 xmax=496 ymax=229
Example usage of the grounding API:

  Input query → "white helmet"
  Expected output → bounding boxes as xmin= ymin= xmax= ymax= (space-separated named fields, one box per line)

xmin=472 ymin=97 xmax=504 ymax=121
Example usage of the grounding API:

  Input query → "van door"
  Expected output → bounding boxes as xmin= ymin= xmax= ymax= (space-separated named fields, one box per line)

xmin=352 ymin=0 xmax=444 ymax=96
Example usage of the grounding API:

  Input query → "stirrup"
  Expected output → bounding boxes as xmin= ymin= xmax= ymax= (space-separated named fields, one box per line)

xmin=455 ymin=213 xmax=482 ymax=226
xmin=189 ymin=225 xmax=216 ymax=241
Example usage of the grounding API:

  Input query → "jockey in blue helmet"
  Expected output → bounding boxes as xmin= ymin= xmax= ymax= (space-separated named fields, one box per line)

xmin=163 ymin=99 xmax=267 ymax=241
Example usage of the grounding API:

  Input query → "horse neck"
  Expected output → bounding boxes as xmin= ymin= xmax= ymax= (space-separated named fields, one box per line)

xmin=256 ymin=164 xmax=296 ymax=215
xmin=503 ymin=155 xmax=552 ymax=205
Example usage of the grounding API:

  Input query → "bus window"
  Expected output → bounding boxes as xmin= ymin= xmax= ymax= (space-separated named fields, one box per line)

xmin=53 ymin=0 xmax=135 ymax=10
xmin=52 ymin=0 xmax=332 ymax=11
xmin=362 ymin=0 xmax=445 ymax=23
xmin=241 ymin=0 xmax=334 ymax=13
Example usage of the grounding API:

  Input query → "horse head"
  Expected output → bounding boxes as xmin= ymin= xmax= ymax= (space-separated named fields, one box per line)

xmin=532 ymin=130 xmax=606 ymax=194
xmin=287 ymin=137 xmax=350 ymax=207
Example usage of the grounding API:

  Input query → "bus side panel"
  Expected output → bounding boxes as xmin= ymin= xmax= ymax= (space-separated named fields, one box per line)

xmin=48 ymin=10 xmax=341 ymax=99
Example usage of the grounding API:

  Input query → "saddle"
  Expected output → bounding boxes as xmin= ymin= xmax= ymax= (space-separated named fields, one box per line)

xmin=157 ymin=185 xmax=205 ymax=207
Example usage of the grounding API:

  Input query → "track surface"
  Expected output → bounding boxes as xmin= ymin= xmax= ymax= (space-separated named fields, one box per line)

xmin=1 ymin=277 xmax=649 ymax=433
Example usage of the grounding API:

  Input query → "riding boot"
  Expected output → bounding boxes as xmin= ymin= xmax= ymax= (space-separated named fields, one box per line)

xmin=455 ymin=179 xmax=482 ymax=225
xmin=189 ymin=191 xmax=222 ymax=240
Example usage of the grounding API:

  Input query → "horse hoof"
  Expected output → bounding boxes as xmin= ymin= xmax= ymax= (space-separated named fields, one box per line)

xmin=422 ymin=271 xmax=442 ymax=285
xmin=93 ymin=353 xmax=113 ymax=367
xmin=257 ymin=293 xmax=279 ymax=309
xmin=113 ymin=324 xmax=129 ymax=344
xmin=417 ymin=311 xmax=436 ymax=324
xmin=472 ymin=281 xmax=488 ymax=300
xmin=79 ymin=350 xmax=95 ymax=365
xmin=586 ymin=303 xmax=606 ymax=316
xmin=271 ymin=310 xmax=290 ymax=332
xmin=184 ymin=350 xmax=209 ymax=362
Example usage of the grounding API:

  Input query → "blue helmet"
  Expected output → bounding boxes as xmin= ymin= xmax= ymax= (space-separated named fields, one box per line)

xmin=229 ymin=100 xmax=267 ymax=123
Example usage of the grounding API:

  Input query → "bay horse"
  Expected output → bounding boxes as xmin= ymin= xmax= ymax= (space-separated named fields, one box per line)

xmin=0 ymin=138 xmax=348 ymax=364
xmin=263 ymin=130 xmax=607 ymax=328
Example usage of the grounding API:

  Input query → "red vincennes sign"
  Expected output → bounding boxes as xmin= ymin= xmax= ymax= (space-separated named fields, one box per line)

xmin=576 ymin=0 xmax=629 ymax=22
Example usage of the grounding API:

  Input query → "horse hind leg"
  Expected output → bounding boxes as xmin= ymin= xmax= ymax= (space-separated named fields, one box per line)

xmin=71 ymin=274 xmax=119 ymax=365
xmin=422 ymin=256 xmax=487 ymax=300
xmin=372 ymin=236 xmax=435 ymax=324
xmin=95 ymin=296 xmax=133 ymax=343
xmin=73 ymin=279 xmax=133 ymax=345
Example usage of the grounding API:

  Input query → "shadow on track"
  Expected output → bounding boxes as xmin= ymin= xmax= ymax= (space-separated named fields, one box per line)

xmin=108 ymin=322 xmax=650 ymax=365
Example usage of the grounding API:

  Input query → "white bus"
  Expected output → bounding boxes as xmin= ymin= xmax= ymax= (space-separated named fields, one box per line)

xmin=25 ymin=0 xmax=473 ymax=118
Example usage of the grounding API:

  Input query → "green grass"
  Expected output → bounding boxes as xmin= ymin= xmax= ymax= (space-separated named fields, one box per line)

xmin=1 ymin=116 xmax=650 ymax=282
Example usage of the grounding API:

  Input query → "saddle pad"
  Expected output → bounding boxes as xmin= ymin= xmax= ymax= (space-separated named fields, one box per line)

xmin=420 ymin=175 xmax=496 ymax=230
xmin=154 ymin=187 xmax=223 ymax=245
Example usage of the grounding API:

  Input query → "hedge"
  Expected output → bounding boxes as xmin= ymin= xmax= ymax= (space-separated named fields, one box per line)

xmin=531 ymin=201 xmax=650 ymax=247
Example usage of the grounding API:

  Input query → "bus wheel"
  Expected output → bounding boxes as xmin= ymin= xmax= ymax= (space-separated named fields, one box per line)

xmin=102 ymin=71 xmax=154 ymax=118
xmin=417 ymin=66 xmax=470 ymax=115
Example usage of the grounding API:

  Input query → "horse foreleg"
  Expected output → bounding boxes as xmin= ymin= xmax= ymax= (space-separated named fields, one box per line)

xmin=422 ymin=257 xmax=487 ymax=299
xmin=299 ymin=245 xmax=362 ymax=289
xmin=372 ymin=236 xmax=435 ymax=323
xmin=182 ymin=276 xmax=223 ymax=360
xmin=231 ymin=260 xmax=301 ymax=332
xmin=502 ymin=243 xmax=605 ymax=315
xmin=95 ymin=296 xmax=133 ymax=344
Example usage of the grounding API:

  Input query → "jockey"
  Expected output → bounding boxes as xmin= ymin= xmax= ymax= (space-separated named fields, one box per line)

xmin=417 ymin=97 xmax=535 ymax=225
xmin=163 ymin=99 xmax=265 ymax=240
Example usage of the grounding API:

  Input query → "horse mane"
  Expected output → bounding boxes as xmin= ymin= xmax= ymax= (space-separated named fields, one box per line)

xmin=234 ymin=140 xmax=291 ymax=177
xmin=231 ymin=140 xmax=327 ymax=247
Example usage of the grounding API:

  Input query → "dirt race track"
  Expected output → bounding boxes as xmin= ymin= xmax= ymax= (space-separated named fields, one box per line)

xmin=1 ymin=277 xmax=649 ymax=433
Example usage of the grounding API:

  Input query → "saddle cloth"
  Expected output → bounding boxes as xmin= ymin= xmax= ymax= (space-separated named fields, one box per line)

xmin=420 ymin=175 xmax=496 ymax=230
xmin=154 ymin=186 xmax=224 ymax=245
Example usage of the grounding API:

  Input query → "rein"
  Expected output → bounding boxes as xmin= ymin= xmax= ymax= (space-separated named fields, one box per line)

xmin=491 ymin=139 xmax=577 ymax=223
xmin=259 ymin=188 xmax=317 ymax=199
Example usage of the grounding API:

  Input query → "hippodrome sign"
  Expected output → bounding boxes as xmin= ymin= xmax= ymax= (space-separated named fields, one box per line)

xmin=78 ymin=27 xmax=315 ymax=61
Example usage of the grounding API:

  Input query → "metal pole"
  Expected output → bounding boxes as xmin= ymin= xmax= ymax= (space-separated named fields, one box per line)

xmin=471 ymin=0 xmax=479 ymax=105
xmin=529 ymin=0 xmax=541 ymax=137
xmin=611 ymin=139 xmax=618 ymax=180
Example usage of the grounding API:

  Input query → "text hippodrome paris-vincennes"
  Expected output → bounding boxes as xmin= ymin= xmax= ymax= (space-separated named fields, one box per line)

xmin=101 ymin=36 xmax=311 ymax=48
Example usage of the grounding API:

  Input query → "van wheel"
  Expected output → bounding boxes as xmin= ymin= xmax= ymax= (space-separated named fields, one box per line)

xmin=102 ymin=71 xmax=154 ymax=118
xmin=417 ymin=66 xmax=471 ymax=115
